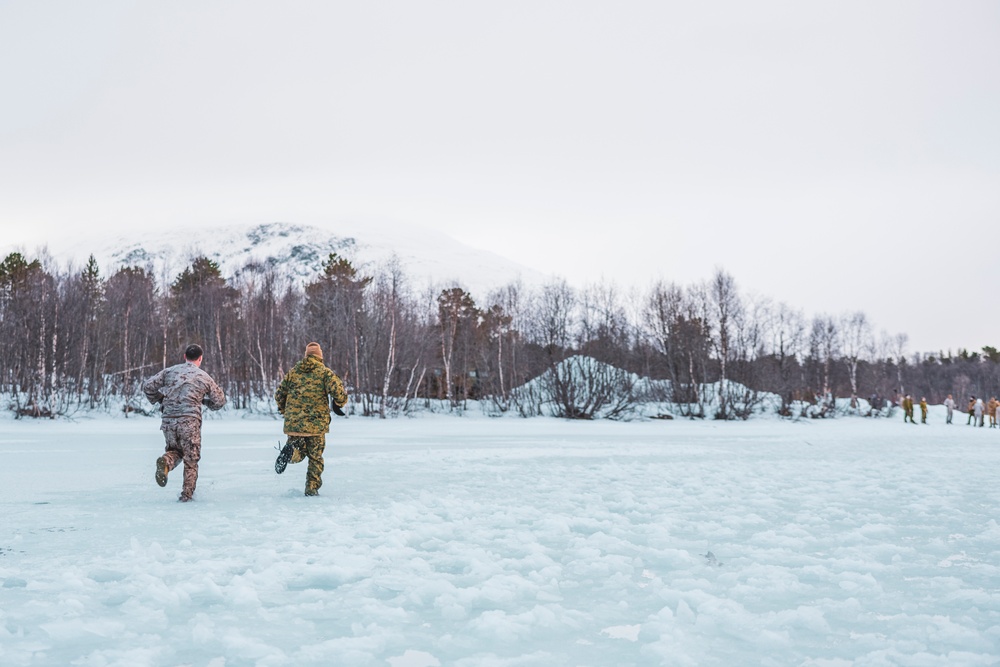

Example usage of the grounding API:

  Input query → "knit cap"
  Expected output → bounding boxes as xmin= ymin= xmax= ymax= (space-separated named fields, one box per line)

xmin=305 ymin=342 xmax=323 ymax=360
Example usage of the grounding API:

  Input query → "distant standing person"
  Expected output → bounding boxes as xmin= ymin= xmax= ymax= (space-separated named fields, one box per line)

xmin=944 ymin=394 xmax=956 ymax=424
xmin=988 ymin=397 xmax=998 ymax=428
xmin=974 ymin=397 xmax=986 ymax=427
xmin=142 ymin=344 xmax=226 ymax=502
xmin=919 ymin=397 xmax=928 ymax=424
xmin=903 ymin=395 xmax=915 ymax=424
xmin=968 ymin=396 xmax=976 ymax=425
xmin=274 ymin=342 xmax=348 ymax=496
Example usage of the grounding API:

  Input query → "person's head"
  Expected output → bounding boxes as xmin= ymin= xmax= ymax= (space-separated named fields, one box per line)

xmin=947 ymin=394 xmax=952 ymax=399
xmin=185 ymin=344 xmax=204 ymax=366
xmin=304 ymin=342 xmax=323 ymax=360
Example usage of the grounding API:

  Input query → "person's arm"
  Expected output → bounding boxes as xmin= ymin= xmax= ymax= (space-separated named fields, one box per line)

xmin=142 ymin=369 xmax=165 ymax=405
xmin=326 ymin=370 xmax=348 ymax=414
xmin=203 ymin=376 xmax=227 ymax=411
xmin=274 ymin=376 xmax=288 ymax=414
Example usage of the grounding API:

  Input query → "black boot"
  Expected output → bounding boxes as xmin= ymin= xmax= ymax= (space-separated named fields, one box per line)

xmin=155 ymin=456 xmax=169 ymax=487
xmin=275 ymin=443 xmax=295 ymax=474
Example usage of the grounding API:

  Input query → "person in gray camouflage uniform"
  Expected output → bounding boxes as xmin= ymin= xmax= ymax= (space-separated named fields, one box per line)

xmin=142 ymin=344 xmax=226 ymax=502
xmin=274 ymin=342 xmax=348 ymax=496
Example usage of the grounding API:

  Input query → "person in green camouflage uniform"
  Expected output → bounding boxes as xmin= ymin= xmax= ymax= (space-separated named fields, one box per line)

xmin=274 ymin=342 xmax=348 ymax=496
xmin=902 ymin=395 xmax=915 ymax=424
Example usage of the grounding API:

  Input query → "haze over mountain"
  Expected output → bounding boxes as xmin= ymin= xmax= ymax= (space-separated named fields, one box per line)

xmin=12 ymin=220 xmax=553 ymax=299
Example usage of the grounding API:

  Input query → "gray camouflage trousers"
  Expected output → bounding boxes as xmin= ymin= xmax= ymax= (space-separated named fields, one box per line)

xmin=160 ymin=418 xmax=203 ymax=501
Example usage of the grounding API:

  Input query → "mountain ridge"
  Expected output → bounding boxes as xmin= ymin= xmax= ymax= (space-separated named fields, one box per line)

xmin=10 ymin=220 xmax=552 ymax=298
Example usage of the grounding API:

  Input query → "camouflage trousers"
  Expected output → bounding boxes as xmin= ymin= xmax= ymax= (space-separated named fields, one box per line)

xmin=286 ymin=434 xmax=326 ymax=495
xmin=160 ymin=418 xmax=202 ymax=501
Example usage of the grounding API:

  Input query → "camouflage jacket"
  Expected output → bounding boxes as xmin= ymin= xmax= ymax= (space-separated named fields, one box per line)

xmin=142 ymin=361 xmax=226 ymax=422
xmin=275 ymin=355 xmax=348 ymax=435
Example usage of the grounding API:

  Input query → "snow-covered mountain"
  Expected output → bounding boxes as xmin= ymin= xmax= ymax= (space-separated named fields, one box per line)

xmin=24 ymin=221 xmax=552 ymax=298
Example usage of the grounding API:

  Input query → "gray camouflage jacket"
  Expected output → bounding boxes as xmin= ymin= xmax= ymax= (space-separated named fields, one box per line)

xmin=143 ymin=361 xmax=226 ymax=422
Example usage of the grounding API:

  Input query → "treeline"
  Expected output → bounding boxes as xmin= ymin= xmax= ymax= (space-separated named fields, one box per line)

xmin=2 ymin=249 xmax=999 ymax=420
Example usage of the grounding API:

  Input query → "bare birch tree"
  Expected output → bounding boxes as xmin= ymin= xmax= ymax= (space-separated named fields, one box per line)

xmin=765 ymin=301 xmax=806 ymax=416
xmin=840 ymin=311 xmax=873 ymax=409
xmin=709 ymin=269 xmax=740 ymax=419
xmin=809 ymin=315 xmax=839 ymax=415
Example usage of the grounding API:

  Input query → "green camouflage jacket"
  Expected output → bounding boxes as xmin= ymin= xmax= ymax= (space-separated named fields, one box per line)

xmin=275 ymin=355 xmax=348 ymax=435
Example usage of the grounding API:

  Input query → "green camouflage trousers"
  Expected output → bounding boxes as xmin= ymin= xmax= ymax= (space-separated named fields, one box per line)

xmin=286 ymin=434 xmax=326 ymax=495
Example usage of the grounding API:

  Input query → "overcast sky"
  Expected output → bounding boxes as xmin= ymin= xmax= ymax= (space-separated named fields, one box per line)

xmin=1 ymin=1 xmax=997 ymax=354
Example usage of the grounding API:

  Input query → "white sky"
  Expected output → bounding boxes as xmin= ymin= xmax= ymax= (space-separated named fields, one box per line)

xmin=1 ymin=1 xmax=997 ymax=355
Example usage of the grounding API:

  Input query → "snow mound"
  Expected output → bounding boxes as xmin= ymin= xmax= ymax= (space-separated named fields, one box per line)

xmin=509 ymin=356 xmax=782 ymax=421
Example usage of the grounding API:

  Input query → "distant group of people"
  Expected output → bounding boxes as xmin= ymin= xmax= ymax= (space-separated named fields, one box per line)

xmin=141 ymin=341 xmax=348 ymax=502
xmin=899 ymin=394 xmax=929 ymax=424
xmin=899 ymin=393 xmax=1000 ymax=427
xmin=958 ymin=395 xmax=998 ymax=428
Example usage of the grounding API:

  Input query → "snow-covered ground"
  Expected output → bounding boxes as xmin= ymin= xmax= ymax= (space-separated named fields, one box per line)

xmin=1 ymin=410 xmax=999 ymax=666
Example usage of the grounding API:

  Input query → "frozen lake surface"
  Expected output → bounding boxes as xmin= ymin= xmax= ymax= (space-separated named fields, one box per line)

xmin=1 ymin=411 xmax=998 ymax=666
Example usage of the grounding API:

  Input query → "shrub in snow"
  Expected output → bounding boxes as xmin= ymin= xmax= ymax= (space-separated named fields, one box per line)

xmin=517 ymin=355 xmax=639 ymax=420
